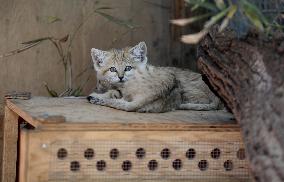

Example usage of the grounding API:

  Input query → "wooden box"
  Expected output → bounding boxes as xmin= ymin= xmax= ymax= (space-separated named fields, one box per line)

xmin=3 ymin=97 xmax=251 ymax=182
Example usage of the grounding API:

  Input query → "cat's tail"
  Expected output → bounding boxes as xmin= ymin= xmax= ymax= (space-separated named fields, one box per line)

xmin=178 ymin=103 xmax=219 ymax=111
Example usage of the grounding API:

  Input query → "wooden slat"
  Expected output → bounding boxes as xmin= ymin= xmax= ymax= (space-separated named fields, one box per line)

xmin=36 ymin=123 xmax=240 ymax=131
xmin=6 ymin=99 xmax=40 ymax=128
xmin=6 ymin=97 xmax=237 ymax=131
xmin=1 ymin=106 xmax=19 ymax=182
xmin=0 ymin=114 xmax=3 ymax=179
xmin=20 ymin=130 xmax=250 ymax=182
xmin=19 ymin=129 xmax=28 ymax=182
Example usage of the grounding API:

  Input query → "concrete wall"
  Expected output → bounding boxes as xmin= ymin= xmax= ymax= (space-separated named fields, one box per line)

xmin=0 ymin=0 xmax=195 ymax=115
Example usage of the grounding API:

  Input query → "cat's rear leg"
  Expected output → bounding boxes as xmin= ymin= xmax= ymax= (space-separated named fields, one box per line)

xmin=180 ymin=91 xmax=221 ymax=111
xmin=178 ymin=102 xmax=219 ymax=111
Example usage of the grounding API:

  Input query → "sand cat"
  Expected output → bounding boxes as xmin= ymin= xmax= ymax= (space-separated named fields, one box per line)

xmin=87 ymin=42 xmax=223 ymax=112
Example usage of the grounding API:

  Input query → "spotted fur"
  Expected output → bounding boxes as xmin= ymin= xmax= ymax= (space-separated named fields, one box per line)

xmin=88 ymin=42 xmax=223 ymax=112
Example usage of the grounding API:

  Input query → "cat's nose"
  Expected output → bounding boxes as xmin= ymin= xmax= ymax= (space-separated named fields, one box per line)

xmin=118 ymin=76 xmax=124 ymax=82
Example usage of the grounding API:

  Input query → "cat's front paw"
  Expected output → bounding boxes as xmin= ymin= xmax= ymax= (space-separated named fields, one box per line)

xmin=87 ymin=96 xmax=94 ymax=102
xmin=110 ymin=90 xmax=122 ymax=99
xmin=87 ymin=96 xmax=104 ymax=105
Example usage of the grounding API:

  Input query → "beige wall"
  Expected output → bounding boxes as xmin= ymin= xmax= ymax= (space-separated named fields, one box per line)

xmin=0 ymin=0 xmax=195 ymax=115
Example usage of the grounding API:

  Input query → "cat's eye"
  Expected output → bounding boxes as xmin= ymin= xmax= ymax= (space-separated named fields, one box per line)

xmin=109 ymin=67 xmax=117 ymax=72
xmin=125 ymin=66 xmax=132 ymax=72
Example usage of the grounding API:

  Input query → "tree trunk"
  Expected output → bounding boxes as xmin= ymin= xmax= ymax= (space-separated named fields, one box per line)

xmin=197 ymin=27 xmax=284 ymax=182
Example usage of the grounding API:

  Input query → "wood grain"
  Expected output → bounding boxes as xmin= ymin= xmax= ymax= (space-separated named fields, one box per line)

xmin=6 ymin=97 xmax=236 ymax=131
xmin=1 ymin=106 xmax=19 ymax=182
xmin=10 ymin=97 xmax=250 ymax=181
xmin=20 ymin=130 xmax=250 ymax=182
xmin=0 ymin=114 xmax=3 ymax=179
xmin=0 ymin=0 xmax=187 ymax=117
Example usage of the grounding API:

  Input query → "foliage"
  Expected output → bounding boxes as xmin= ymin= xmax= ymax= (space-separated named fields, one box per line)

xmin=0 ymin=3 xmax=137 ymax=97
xmin=171 ymin=0 xmax=282 ymax=44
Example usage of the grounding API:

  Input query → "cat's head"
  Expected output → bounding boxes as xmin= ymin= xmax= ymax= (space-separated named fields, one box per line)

xmin=91 ymin=42 xmax=147 ymax=86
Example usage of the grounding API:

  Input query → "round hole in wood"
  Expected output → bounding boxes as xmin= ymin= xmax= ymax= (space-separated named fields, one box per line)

xmin=122 ymin=160 xmax=132 ymax=171
xmin=148 ymin=160 xmax=158 ymax=171
xmin=84 ymin=148 xmax=95 ymax=159
xmin=70 ymin=161 xmax=80 ymax=172
xmin=136 ymin=148 xmax=146 ymax=159
xmin=110 ymin=148 xmax=119 ymax=159
xmin=211 ymin=148 xmax=221 ymax=159
xmin=198 ymin=160 xmax=208 ymax=171
xmin=237 ymin=148 xmax=246 ymax=160
xmin=224 ymin=160 xmax=233 ymax=171
xmin=57 ymin=148 xmax=68 ymax=159
xmin=186 ymin=148 xmax=196 ymax=159
xmin=172 ymin=159 xmax=182 ymax=170
xmin=96 ymin=160 xmax=106 ymax=171
xmin=161 ymin=148 xmax=171 ymax=159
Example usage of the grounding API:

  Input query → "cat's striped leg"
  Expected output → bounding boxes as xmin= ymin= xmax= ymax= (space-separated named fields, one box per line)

xmin=88 ymin=97 xmax=142 ymax=112
xmin=178 ymin=102 xmax=219 ymax=111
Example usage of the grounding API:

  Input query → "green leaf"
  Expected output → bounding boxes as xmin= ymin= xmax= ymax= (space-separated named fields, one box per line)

xmin=241 ymin=0 xmax=269 ymax=31
xmin=269 ymin=22 xmax=284 ymax=30
xmin=204 ymin=7 xmax=230 ymax=29
xmin=95 ymin=11 xmax=137 ymax=29
xmin=171 ymin=13 xmax=211 ymax=26
xmin=241 ymin=3 xmax=263 ymax=30
xmin=227 ymin=5 xmax=238 ymax=18
xmin=191 ymin=4 xmax=200 ymax=11
xmin=219 ymin=5 xmax=237 ymax=32
xmin=214 ymin=0 xmax=226 ymax=10
xmin=47 ymin=16 xmax=62 ymax=24
xmin=70 ymin=87 xmax=83 ymax=97
xmin=44 ymin=82 xmax=58 ymax=97
xmin=185 ymin=0 xmax=218 ymax=12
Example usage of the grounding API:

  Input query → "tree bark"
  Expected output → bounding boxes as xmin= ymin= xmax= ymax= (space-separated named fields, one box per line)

xmin=197 ymin=27 xmax=284 ymax=182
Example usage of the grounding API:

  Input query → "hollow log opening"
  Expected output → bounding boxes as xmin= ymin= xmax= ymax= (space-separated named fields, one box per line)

xmin=197 ymin=27 xmax=284 ymax=182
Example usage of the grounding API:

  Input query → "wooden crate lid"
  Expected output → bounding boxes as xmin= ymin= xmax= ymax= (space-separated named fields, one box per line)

xmin=6 ymin=97 xmax=237 ymax=131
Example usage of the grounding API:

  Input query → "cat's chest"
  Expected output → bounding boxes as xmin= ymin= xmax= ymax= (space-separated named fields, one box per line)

xmin=119 ymin=75 xmax=150 ymax=98
xmin=120 ymin=80 xmax=141 ymax=95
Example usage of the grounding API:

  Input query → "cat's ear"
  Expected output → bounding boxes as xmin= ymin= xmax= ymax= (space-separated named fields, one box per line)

xmin=91 ymin=48 xmax=108 ymax=70
xmin=129 ymin=42 xmax=147 ymax=64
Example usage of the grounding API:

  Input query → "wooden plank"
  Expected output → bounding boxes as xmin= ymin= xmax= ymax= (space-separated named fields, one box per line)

xmin=1 ymin=106 xmax=19 ymax=182
xmin=6 ymin=97 xmax=236 ymax=131
xmin=21 ymin=130 xmax=250 ymax=182
xmin=0 ymin=114 xmax=3 ymax=179
xmin=19 ymin=130 xmax=28 ymax=182
xmin=6 ymin=99 xmax=40 ymax=128
xmin=36 ymin=123 xmax=240 ymax=132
